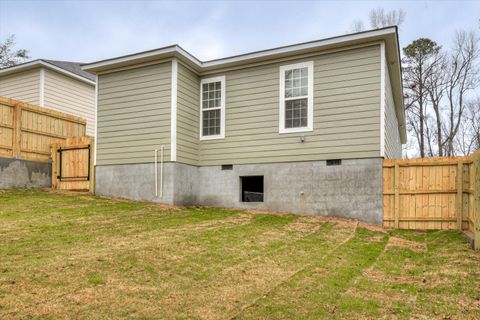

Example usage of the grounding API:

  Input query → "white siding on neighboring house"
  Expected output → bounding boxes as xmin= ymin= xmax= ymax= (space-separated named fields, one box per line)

xmin=0 ymin=69 xmax=40 ymax=105
xmin=384 ymin=64 xmax=402 ymax=158
xmin=43 ymin=69 xmax=96 ymax=135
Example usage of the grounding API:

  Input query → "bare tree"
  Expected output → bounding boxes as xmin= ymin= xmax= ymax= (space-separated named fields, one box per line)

xmin=369 ymin=8 xmax=406 ymax=29
xmin=347 ymin=7 xmax=405 ymax=34
xmin=425 ymin=50 xmax=448 ymax=156
xmin=349 ymin=20 xmax=365 ymax=33
xmin=0 ymin=35 xmax=29 ymax=68
xmin=402 ymin=38 xmax=442 ymax=157
xmin=466 ymin=99 xmax=480 ymax=151
xmin=443 ymin=30 xmax=480 ymax=156
xmin=455 ymin=99 xmax=480 ymax=155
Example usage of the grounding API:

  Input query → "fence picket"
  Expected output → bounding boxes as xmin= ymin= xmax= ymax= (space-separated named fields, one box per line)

xmin=384 ymin=151 xmax=480 ymax=250
xmin=0 ymin=96 xmax=86 ymax=162
xmin=474 ymin=152 xmax=480 ymax=250
xmin=457 ymin=161 xmax=463 ymax=230
xmin=394 ymin=162 xmax=400 ymax=229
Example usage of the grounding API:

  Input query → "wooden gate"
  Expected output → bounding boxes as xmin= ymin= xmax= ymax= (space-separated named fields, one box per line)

xmin=383 ymin=151 xmax=479 ymax=243
xmin=51 ymin=136 xmax=94 ymax=192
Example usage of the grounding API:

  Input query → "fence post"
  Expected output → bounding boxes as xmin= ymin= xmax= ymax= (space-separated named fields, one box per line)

xmin=88 ymin=138 xmax=95 ymax=193
xmin=50 ymin=143 xmax=59 ymax=189
xmin=12 ymin=102 xmax=22 ymax=158
xmin=474 ymin=151 xmax=480 ymax=250
xmin=394 ymin=162 xmax=400 ymax=229
xmin=457 ymin=161 xmax=463 ymax=230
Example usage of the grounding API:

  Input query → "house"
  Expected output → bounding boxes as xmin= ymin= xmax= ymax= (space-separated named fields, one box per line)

xmin=83 ymin=27 xmax=405 ymax=224
xmin=0 ymin=59 xmax=96 ymax=135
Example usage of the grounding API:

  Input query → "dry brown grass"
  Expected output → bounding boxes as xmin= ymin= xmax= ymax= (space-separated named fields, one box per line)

xmin=387 ymin=236 xmax=428 ymax=252
xmin=0 ymin=190 xmax=479 ymax=320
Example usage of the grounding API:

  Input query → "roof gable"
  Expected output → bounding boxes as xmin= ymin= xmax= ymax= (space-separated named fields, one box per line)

xmin=0 ymin=59 xmax=95 ymax=84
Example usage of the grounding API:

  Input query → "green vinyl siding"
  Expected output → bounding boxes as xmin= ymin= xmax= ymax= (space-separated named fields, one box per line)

xmin=197 ymin=45 xmax=382 ymax=165
xmin=176 ymin=63 xmax=200 ymax=166
xmin=384 ymin=63 xmax=402 ymax=159
xmin=96 ymin=62 xmax=171 ymax=165
xmin=95 ymin=44 xmax=389 ymax=166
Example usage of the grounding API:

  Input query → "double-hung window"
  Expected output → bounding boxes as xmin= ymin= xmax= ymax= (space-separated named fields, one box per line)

xmin=279 ymin=61 xmax=314 ymax=133
xmin=200 ymin=76 xmax=225 ymax=140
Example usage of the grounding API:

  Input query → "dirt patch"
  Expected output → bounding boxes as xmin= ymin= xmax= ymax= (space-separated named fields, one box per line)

xmin=363 ymin=269 xmax=423 ymax=285
xmin=387 ymin=236 xmax=427 ymax=252
xmin=243 ymin=209 xmax=292 ymax=216
xmin=243 ymin=210 xmax=361 ymax=225
xmin=188 ymin=257 xmax=296 ymax=319
xmin=347 ymin=287 xmax=417 ymax=306
xmin=428 ymin=269 xmax=469 ymax=277
xmin=161 ymin=213 xmax=253 ymax=233
xmin=284 ymin=217 xmax=323 ymax=233
xmin=43 ymin=189 xmax=91 ymax=196
xmin=358 ymin=221 xmax=388 ymax=233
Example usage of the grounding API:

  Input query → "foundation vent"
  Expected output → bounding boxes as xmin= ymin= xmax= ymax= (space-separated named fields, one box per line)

xmin=326 ymin=159 xmax=342 ymax=166
xmin=221 ymin=164 xmax=233 ymax=170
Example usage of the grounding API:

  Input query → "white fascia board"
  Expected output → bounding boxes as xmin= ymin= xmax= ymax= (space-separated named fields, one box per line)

xmin=203 ymin=27 xmax=396 ymax=68
xmin=82 ymin=46 xmax=202 ymax=71
xmin=0 ymin=60 xmax=40 ymax=75
xmin=0 ymin=60 xmax=95 ymax=86
xmin=81 ymin=27 xmax=397 ymax=73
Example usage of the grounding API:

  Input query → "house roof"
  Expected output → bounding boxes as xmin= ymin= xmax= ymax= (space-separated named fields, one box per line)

xmin=0 ymin=59 xmax=96 ymax=85
xmin=82 ymin=26 xmax=406 ymax=143
xmin=82 ymin=27 xmax=400 ymax=73
xmin=42 ymin=60 xmax=96 ymax=82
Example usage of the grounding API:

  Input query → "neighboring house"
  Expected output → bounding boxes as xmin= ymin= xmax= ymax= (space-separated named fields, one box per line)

xmin=83 ymin=27 xmax=406 ymax=224
xmin=0 ymin=59 xmax=96 ymax=135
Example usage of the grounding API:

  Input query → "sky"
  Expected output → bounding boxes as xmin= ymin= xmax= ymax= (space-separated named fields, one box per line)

xmin=0 ymin=0 xmax=479 ymax=64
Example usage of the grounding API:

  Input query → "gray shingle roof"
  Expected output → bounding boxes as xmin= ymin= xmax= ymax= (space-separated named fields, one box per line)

xmin=42 ymin=60 xmax=96 ymax=82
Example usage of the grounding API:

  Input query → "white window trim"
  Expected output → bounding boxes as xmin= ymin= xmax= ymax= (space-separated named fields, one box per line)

xmin=199 ymin=75 xmax=226 ymax=140
xmin=279 ymin=61 xmax=314 ymax=134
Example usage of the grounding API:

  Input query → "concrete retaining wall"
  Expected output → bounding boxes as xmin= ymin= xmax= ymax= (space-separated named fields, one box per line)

xmin=95 ymin=158 xmax=383 ymax=224
xmin=0 ymin=157 xmax=51 ymax=188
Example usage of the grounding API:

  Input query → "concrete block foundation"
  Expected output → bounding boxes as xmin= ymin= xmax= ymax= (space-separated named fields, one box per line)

xmin=95 ymin=158 xmax=383 ymax=224
xmin=0 ymin=157 xmax=51 ymax=189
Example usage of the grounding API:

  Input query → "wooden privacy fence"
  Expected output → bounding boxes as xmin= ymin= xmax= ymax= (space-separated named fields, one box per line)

xmin=0 ymin=96 xmax=86 ymax=162
xmin=384 ymin=151 xmax=480 ymax=249
xmin=51 ymin=136 xmax=94 ymax=192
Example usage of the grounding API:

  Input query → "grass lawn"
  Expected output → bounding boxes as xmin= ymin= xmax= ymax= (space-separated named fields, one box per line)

xmin=0 ymin=189 xmax=479 ymax=319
